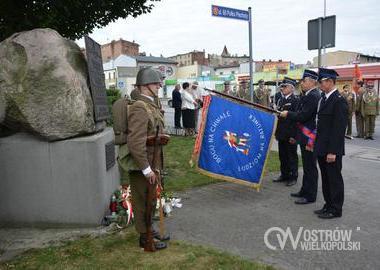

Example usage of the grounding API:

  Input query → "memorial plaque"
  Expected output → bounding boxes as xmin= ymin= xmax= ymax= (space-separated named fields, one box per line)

xmin=105 ymin=141 xmax=116 ymax=170
xmin=85 ymin=36 xmax=110 ymax=121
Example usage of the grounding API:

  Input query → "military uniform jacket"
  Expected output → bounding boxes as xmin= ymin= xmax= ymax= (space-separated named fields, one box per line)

xmin=275 ymin=94 xmax=299 ymax=141
xmin=315 ymin=90 xmax=348 ymax=157
xmin=118 ymin=95 xmax=165 ymax=172
xmin=355 ymin=88 xmax=364 ymax=112
xmin=287 ymin=88 xmax=320 ymax=146
xmin=341 ymin=91 xmax=356 ymax=114
xmin=361 ymin=91 xmax=379 ymax=116
xmin=253 ymin=87 xmax=270 ymax=107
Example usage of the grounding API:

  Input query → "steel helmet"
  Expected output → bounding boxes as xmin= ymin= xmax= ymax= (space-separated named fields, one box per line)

xmin=135 ymin=68 xmax=162 ymax=86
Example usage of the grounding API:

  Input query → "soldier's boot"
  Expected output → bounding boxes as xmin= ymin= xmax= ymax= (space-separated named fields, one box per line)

xmin=139 ymin=233 xmax=167 ymax=250
xmin=153 ymin=230 xmax=170 ymax=241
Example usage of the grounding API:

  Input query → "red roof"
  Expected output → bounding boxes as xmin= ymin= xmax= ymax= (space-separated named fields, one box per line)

xmin=332 ymin=63 xmax=380 ymax=80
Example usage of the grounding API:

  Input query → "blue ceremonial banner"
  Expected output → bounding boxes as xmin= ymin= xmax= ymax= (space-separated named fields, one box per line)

xmin=211 ymin=5 xmax=249 ymax=21
xmin=195 ymin=95 xmax=277 ymax=190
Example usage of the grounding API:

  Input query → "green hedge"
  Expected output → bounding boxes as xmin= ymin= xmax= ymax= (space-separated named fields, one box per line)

xmin=106 ymin=88 xmax=122 ymax=126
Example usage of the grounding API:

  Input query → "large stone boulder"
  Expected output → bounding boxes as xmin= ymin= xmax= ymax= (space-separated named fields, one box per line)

xmin=0 ymin=28 xmax=96 ymax=141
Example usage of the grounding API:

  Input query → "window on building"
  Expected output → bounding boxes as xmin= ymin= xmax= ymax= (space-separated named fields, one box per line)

xmin=113 ymin=72 xmax=116 ymax=79
xmin=108 ymin=73 xmax=111 ymax=80
xmin=220 ymin=72 xmax=223 ymax=75
xmin=231 ymin=71 xmax=235 ymax=74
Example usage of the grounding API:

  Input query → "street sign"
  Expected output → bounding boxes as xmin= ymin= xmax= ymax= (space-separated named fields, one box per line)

xmin=117 ymin=81 xmax=125 ymax=89
xmin=308 ymin=15 xmax=336 ymax=50
xmin=211 ymin=5 xmax=249 ymax=21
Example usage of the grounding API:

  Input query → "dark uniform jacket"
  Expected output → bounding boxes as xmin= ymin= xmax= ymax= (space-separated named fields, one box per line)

xmin=287 ymin=88 xmax=320 ymax=145
xmin=315 ymin=90 xmax=348 ymax=156
xmin=172 ymin=90 xmax=182 ymax=109
xmin=275 ymin=94 xmax=299 ymax=141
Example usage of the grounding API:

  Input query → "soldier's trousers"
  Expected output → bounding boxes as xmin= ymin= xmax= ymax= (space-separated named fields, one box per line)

xmin=129 ymin=171 xmax=157 ymax=234
xmin=355 ymin=112 xmax=364 ymax=137
xmin=318 ymin=155 xmax=344 ymax=215
xmin=364 ymin=115 xmax=376 ymax=137
xmin=346 ymin=114 xmax=353 ymax=136
xmin=278 ymin=140 xmax=298 ymax=181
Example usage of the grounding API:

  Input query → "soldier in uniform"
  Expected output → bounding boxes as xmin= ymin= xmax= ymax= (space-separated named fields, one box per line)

xmin=254 ymin=79 xmax=271 ymax=107
xmin=223 ymin=80 xmax=232 ymax=95
xmin=274 ymin=77 xmax=299 ymax=186
xmin=314 ymin=68 xmax=348 ymax=219
xmin=119 ymin=67 xmax=170 ymax=249
xmin=361 ymin=81 xmax=379 ymax=140
xmin=354 ymin=81 xmax=365 ymax=138
xmin=280 ymin=70 xmax=320 ymax=204
xmin=341 ymin=84 xmax=356 ymax=138
xmin=237 ymin=80 xmax=251 ymax=101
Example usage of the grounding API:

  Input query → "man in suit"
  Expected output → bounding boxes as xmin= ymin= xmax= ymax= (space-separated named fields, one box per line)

xmin=123 ymin=67 xmax=170 ymax=249
xmin=171 ymin=84 xmax=182 ymax=129
xmin=274 ymin=77 xmax=299 ymax=186
xmin=314 ymin=68 xmax=348 ymax=219
xmin=280 ymin=70 xmax=320 ymax=204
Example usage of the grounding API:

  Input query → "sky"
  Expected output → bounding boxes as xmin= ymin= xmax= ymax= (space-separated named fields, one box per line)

xmin=76 ymin=0 xmax=380 ymax=64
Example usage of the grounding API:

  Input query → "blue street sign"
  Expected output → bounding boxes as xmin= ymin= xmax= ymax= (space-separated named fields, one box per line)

xmin=118 ymin=81 xmax=125 ymax=89
xmin=211 ymin=5 xmax=249 ymax=21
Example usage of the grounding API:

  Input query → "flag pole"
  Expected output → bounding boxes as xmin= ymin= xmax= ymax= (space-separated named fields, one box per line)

xmin=204 ymin=88 xmax=280 ymax=115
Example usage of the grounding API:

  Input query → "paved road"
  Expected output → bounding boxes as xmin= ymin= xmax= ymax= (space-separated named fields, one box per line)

xmin=166 ymin=117 xmax=380 ymax=270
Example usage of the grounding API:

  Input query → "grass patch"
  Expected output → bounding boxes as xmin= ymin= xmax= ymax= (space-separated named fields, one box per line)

xmin=0 ymin=228 xmax=275 ymax=270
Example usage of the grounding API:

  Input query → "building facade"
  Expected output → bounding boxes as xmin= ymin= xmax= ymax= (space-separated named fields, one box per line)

xmin=313 ymin=50 xmax=380 ymax=67
xmin=168 ymin=50 xmax=208 ymax=67
xmin=101 ymin=39 xmax=139 ymax=62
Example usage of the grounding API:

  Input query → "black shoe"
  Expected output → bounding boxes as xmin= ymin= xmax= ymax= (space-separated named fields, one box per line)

xmin=354 ymin=135 xmax=363 ymax=138
xmin=290 ymin=192 xmax=303 ymax=198
xmin=369 ymin=136 xmax=374 ymax=140
xmin=140 ymin=235 xmax=167 ymax=250
xmin=153 ymin=231 xmax=170 ymax=241
xmin=286 ymin=180 xmax=297 ymax=186
xmin=318 ymin=211 xmax=342 ymax=219
xmin=364 ymin=136 xmax=370 ymax=140
xmin=273 ymin=176 xmax=287 ymax=182
xmin=314 ymin=207 xmax=328 ymax=215
xmin=294 ymin=197 xmax=315 ymax=205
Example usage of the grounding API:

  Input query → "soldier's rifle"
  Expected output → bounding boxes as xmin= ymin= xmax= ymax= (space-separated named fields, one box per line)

xmin=144 ymin=126 xmax=160 ymax=252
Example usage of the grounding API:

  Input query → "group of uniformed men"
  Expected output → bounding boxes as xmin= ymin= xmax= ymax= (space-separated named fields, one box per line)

xmin=274 ymin=68 xmax=379 ymax=219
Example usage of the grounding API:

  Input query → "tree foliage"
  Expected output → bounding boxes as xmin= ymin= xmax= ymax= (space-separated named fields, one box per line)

xmin=0 ymin=0 xmax=160 ymax=41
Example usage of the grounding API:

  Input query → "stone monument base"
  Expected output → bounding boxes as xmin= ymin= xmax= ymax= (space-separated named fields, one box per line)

xmin=0 ymin=128 xmax=120 ymax=227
